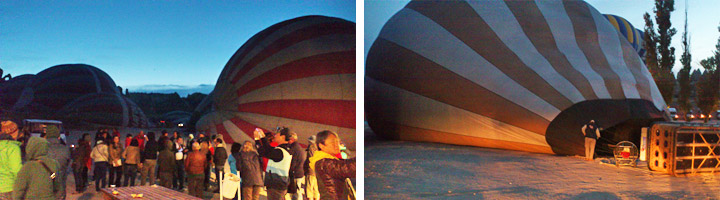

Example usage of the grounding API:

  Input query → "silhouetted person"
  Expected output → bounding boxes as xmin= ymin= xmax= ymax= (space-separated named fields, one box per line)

xmin=140 ymin=132 xmax=158 ymax=186
xmin=72 ymin=133 xmax=92 ymax=193
xmin=158 ymin=140 xmax=176 ymax=188
xmin=212 ymin=138 xmax=227 ymax=193
xmin=288 ymin=132 xmax=306 ymax=200
xmin=581 ymin=120 xmax=601 ymax=161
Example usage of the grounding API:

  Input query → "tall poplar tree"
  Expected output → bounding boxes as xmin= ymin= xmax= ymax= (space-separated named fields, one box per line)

xmin=643 ymin=0 xmax=677 ymax=105
xmin=677 ymin=1 xmax=692 ymax=115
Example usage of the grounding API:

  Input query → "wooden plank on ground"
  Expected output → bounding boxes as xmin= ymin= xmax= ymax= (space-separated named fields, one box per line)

xmin=100 ymin=186 xmax=201 ymax=200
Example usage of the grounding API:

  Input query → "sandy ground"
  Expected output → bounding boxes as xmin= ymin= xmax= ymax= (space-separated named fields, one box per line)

xmin=364 ymin=127 xmax=720 ymax=200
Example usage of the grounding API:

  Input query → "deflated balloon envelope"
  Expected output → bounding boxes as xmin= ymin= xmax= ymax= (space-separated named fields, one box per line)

xmin=365 ymin=0 xmax=665 ymax=155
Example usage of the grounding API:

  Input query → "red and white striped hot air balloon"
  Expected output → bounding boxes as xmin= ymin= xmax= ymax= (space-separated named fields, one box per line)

xmin=197 ymin=15 xmax=356 ymax=150
xmin=366 ymin=0 xmax=666 ymax=156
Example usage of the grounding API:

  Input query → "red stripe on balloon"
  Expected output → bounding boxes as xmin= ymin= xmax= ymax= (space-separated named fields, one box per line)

xmin=223 ymin=18 xmax=301 ymax=78
xmin=235 ymin=51 xmax=355 ymax=97
xmin=215 ymin=123 xmax=235 ymax=144
xmin=223 ymin=117 xmax=272 ymax=171
xmin=228 ymin=117 xmax=270 ymax=139
xmin=229 ymin=21 xmax=355 ymax=84
xmin=237 ymin=99 xmax=355 ymax=129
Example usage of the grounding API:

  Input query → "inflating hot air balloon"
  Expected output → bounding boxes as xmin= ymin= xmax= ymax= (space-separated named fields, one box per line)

xmin=196 ymin=15 xmax=356 ymax=150
xmin=366 ymin=0 xmax=666 ymax=155
xmin=0 ymin=64 xmax=149 ymax=127
xmin=33 ymin=64 xmax=121 ymax=110
xmin=59 ymin=93 xmax=148 ymax=127
xmin=603 ymin=14 xmax=646 ymax=58
xmin=0 ymin=74 xmax=36 ymax=109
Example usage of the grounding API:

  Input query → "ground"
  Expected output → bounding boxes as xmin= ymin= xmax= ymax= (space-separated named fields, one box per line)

xmin=63 ymin=173 xmax=262 ymax=200
xmin=364 ymin=127 xmax=720 ymax=200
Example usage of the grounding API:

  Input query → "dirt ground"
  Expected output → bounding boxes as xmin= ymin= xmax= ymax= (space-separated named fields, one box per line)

xmin=365 ymin=128 xmax=720 ymax=200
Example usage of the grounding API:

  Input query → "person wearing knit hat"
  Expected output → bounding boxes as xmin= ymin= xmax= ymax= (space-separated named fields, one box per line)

xmin=0 ymin=120 xmax=19 ymax=140
xmin=0 ymin=121 xmax=22 ymax=199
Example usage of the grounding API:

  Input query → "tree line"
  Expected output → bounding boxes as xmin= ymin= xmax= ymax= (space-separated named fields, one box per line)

xmin=644 ymin=0 xmax=720 ymax=121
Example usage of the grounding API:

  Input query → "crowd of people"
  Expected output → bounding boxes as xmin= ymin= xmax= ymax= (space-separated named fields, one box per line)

xmin=0 ymin=120 xmax=355 ymax=200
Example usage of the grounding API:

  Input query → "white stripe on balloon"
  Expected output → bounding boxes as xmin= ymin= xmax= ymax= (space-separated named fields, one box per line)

xmin=379 ymin=8 xmax=560 ymax=120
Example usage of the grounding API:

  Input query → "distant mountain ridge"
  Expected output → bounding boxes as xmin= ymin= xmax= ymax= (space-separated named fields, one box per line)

xmin=124 ymin=84 xmax=214 ymax=96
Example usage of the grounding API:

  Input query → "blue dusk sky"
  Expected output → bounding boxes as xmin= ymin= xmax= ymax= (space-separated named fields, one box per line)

xmin=365 ymin=0 xmax=720 ymax=74
xmin=1 ymin=1 xmax=355 ymax=93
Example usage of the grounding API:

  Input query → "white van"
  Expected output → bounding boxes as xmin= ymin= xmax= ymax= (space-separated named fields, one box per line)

xmin=22 ymin=119 xmax=64 ymax=138
xmin=668 ymin=108 xmax=678 ymax=120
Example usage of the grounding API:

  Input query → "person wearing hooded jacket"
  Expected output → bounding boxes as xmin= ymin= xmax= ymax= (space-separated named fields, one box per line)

xmin=13 ymin=137 xmax=60 ymax=200
xmin=309 ymin=131 xmax=355 ymax=200
xmin=0 ymin=121 xmax=22 ymax=199
xmin=157 ymin=140 xmax=176 ymax=188
xmin=42 ymin=125 xmax=70 ymax=199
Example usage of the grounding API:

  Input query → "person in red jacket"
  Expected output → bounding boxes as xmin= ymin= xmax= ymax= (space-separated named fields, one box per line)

xmin=125 ymin=134 xmax=134 ymax=148
xmin=133 ymin=130 xmax=146 ymax=150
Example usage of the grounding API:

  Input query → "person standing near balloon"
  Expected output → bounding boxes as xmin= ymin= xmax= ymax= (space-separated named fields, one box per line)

xmin=581 ymin=120 xmax=601 ymax=161
xmin=287 ymin=132 xmax=306 ymax=200
xmin=309 ymin=130 xmax=355 ymax=200
xmin=254 ymin=128 xmax=294 ymax=200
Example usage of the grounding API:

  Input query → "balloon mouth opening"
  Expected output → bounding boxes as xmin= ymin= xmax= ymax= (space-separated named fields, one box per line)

xmin=546 ymin=99 xmax=665 ymax=156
